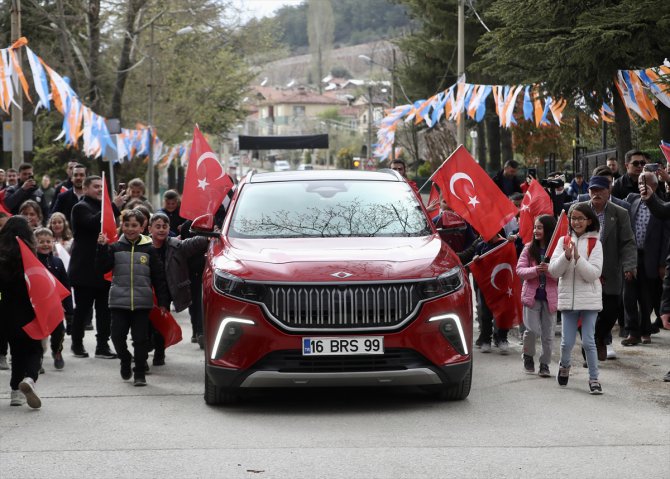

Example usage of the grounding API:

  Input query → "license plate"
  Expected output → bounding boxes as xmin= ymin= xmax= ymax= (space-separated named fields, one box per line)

xmin=302 ymin=336 xmax=384 ymax=356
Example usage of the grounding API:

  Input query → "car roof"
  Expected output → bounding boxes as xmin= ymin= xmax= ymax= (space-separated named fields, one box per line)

xmin=249 ymin=169 xmax=402 ymax=183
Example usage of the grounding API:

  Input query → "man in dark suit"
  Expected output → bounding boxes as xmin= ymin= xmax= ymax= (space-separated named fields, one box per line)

xmin=50 ymin=163 xmax=87 ymax=221
xmin=612 ymin=149 xmax=648 ymax=200
xmin=68 ymin=175 xmax=124 ymax=359
xmin=622 ymin=172 xmax=670 ymax=345
xmin=580 ymin=176 xmax=637 ymax=361
xmin=51 ymin=160 xmax=79 ymax=209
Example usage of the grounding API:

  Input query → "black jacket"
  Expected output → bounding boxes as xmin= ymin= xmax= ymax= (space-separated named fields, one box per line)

xmin=37 ymin=252 xmax=74 ymax=315
xmin=492 ymin=171 xmax=522 ymax=196
xmin=158 ymin=236 xmax=209 ymax=312
xmin=51 ymin=188 xmax=83 ymax=222
xmin=68 ymin=195 xmax=120 ymax=287
xmin=4 ymin=181 xmax=48 ymax=219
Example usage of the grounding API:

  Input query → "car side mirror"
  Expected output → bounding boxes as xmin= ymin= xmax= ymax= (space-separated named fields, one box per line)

xmin=189 ymin=214 xmax=219 ymax=238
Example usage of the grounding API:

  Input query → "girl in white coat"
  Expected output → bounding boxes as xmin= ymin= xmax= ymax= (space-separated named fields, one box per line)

xmin=548 ymin=203 xmax=604 ymax=394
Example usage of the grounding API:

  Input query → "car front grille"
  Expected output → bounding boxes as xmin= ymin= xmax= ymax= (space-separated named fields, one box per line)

xmin=253 ymin=349 xmax=432 ymax=373
xmin=263 ymin=283 xmax=421 ymax=330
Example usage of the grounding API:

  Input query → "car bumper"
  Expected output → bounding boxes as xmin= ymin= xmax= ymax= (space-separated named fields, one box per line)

xmin=206 ymin=359 xmax=471 ymax=389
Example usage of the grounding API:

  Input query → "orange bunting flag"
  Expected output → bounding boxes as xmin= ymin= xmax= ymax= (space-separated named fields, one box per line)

xmin=18 ymin=237 xmax=71 ymax=340
xmin=431 ymin=146 xmax=518 ymax=242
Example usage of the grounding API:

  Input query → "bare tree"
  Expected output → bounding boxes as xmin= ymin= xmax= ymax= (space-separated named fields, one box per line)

xmin=307 ymin=0 xmax=333 ymax=93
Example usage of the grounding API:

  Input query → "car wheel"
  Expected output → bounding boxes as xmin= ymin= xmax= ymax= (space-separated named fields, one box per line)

xmin=204 ymin=371 xmax=239 ymax=406
xmin=432 ymin=361 xmax=472 ymax=401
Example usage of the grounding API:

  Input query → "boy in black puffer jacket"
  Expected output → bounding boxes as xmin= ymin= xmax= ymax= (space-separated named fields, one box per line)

xmin=96 ymin=209 xmax=169 ymax=386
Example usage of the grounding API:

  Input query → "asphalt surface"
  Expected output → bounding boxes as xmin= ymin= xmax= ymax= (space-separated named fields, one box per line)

xmin=1 ymin=310 xmax=668 ymax=479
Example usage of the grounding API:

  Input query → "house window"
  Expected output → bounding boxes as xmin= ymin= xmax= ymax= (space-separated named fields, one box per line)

xmin=293 ymin=105 xmax=306 ymax=117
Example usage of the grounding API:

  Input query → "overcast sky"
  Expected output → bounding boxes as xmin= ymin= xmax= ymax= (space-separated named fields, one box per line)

xmin=233 ymin=0 xmax=305 ymax=22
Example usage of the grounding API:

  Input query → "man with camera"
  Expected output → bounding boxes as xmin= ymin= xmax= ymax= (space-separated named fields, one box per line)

xmin=541 ymin=172 xmax=571 ymax=217
xmin=4 ymin=163 xmax=48 ymax=220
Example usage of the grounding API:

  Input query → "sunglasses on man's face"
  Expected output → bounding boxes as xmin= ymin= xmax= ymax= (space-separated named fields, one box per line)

xmin=630 ymin=160 xmax=646 ymax=167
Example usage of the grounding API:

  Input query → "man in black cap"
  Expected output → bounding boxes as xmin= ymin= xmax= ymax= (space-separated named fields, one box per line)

xmin=579 ymin=175 xmax=636 ymax=361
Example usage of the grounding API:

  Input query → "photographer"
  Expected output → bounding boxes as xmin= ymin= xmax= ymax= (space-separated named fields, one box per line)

xmin=4 ymin=163 xmax=48 ymax=220
xmin=541 ymin=172 xmax=571 ymax=217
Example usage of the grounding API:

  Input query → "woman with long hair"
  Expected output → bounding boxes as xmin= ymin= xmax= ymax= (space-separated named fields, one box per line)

xmin=0 ymin=216 xmax=43 ymax=408
xmin=516 ymin=214 xmax=558 ymax=377
xmin=47 ymin=212 xmax=74 ymax=253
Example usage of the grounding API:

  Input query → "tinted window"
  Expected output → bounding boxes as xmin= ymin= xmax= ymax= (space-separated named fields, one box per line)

xmin=230 ymin=180 xmax=431 ymax=238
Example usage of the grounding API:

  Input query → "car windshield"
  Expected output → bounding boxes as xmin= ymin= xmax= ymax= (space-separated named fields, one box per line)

xmin=229 ymin=180 xmax=431 ymax=238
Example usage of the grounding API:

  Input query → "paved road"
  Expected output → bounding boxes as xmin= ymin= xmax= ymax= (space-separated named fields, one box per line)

xmin=1 ymin=311 xmax=668 ymax=479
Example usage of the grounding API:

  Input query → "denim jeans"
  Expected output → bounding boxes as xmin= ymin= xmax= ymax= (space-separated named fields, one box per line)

xmin=560 ymin=310 xmax=599 ymax=380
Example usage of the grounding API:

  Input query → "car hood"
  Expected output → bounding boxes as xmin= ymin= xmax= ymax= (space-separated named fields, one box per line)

xmin=212 ymin=236 xmax=459 ymax=282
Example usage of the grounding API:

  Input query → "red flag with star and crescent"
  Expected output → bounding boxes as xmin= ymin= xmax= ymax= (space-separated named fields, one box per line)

xmin=181 ymin=125 xmax=234 ymax=222
xmin=469 ymin=241 xmax=522 ymax=329
xmin=546 ymin=210 xmax=569 ymax=259
xmin=18 ymin=237 xmax=71 ymax=340
xmin=431 ymin=145 xmax=518 ymax=241
xmin=100 ymin=172 xmax=118 ymax=282
xmin=518 ymin=179 xmax=553 ymax=243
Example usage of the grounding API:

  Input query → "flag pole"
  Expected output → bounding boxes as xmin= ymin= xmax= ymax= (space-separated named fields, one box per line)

xmin=463 ymin=237 xmax=511 ymax=269
xmin=101 ymin=171 xmax=106 ymax=234
xmin=417 ymin=144 xmax=464 ymax=193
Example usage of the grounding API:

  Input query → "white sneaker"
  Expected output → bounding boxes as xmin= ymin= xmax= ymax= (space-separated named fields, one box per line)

xmin=0 ymin=355 xmax=8 ymax=370
xmin=19 ymin=377 xmax=41 ymax=409
xmin=10 ymin=390 xmax=24 ymax=406
xmin=606 ymin=344 xmax=617 ymax=359
xmin=498 ymin=340 xmax=510 ymax=355
xmin=481 ymin=342 xmax=492 ymax=353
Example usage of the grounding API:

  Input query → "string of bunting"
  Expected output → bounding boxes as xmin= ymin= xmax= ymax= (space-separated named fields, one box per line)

xmin=375 ymin=60 xmax=670 ymax=161
xmin=0 ymin=37 xmax=180 ymax=168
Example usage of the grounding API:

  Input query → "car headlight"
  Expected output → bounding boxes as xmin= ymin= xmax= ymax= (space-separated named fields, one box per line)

xmin=418 ymin=267 xmax=463 ymax=299
xmin=213 ymin=270 xmax=266 ymax=301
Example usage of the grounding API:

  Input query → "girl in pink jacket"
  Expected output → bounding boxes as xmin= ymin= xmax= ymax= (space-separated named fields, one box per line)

xmin=516 ymin=215 xmax=558 ymax=377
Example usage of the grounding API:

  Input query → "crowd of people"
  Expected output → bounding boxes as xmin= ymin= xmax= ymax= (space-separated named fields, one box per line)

xmin=415 ymin=150 xmax=670 ymax=394
xmin=1 ymin=152 xmax=669 ymax=409
xmin=0 ymin=162 xmax=206 ymax=408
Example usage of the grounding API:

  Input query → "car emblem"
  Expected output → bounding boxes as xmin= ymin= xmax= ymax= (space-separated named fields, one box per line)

xmin=330 ymin=271 xmax=353 ymax=279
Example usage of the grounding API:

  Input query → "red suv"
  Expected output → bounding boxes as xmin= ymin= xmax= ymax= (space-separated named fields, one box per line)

xmin=193 ymin=170 xmax=472 ymax=405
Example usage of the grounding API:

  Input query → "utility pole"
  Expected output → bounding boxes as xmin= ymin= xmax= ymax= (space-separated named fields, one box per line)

xmin=147 ymin=21 xmax=155 ymax=202
xmin=10 ymin=0 xmax=24 ymax=168
xmin=367 ymin=84 xmax=373 ymax=164
xmin=456 ymin=0 xmax=465 ymax=147
xmin=390 ymin=49 xmax=396 ymax=163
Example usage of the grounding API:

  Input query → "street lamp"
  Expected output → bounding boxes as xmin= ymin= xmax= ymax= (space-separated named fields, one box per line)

xmin=358 ymin=52 xmax=396 ymax=162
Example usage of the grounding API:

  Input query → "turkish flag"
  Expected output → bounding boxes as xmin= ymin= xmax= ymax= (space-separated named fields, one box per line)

xmin=546 ymin=210 xmax=569 ymax=258
xmin=469 ymin=241 xmax=522 ymax=329
xmin=432 ymin=146 xmax=518 ymax=241
xmin=426 ymin=183 xmax=441 ymax=216
xmin=149 ymin=306 xmax=182 ymax=348
xmin=181 ymin=125 xmax=234 ymax=222
xmin=100 ymin=172 xmax=118 ymax=282
xmin=518 ymin=179 xmax=553 ymax=243
xmin=18 ymin=237 xmax=71 ymax=340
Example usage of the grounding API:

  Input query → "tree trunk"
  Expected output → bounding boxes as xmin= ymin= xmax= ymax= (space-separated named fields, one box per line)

xmin=658 ymin=102 xmax=670 ymax=143
xmin=612 ymin=85 xmax=632 ymax=160
xmin=485 ymin=96 xmax=500 ymax=173
xmin=110 ymin=0 xmax=147 ymax=120
xmin=55 ymin=0 xmax=80 ymax=91
xmin=500 ymin=127 xmax=513 ymax=163
xmin=476 ymin=121 xmax=486 ymax=170
xmin=87 ymin=0 xmax=101 ymax=111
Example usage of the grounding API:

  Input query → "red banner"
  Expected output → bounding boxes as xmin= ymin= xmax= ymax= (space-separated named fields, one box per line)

xmin=546 ymin=210 xmax=569 ymax=259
